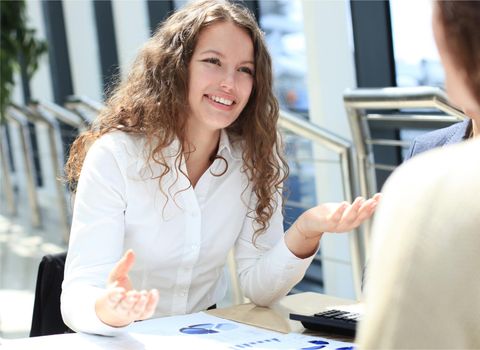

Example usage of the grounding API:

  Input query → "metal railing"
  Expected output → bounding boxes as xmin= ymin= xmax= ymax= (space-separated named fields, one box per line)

xmin=28 ymin=100 xmax=95 ymax=242
xmin=0 ymin=126 xmax=16 ymax=217
xmin=4 ymin=106 xmax=42 ymax=227
xmin=278 ymin=109 xmax=365 ymax=297
xmin=1 ymin=100 xmax=95 ymax=242
xmin=35 ymin=100 xmax=90 ymax=132
xmin=65 ymin=95 xmax=103 ymax=123
xmin=344 ymin=86 xmax=467 ymax=258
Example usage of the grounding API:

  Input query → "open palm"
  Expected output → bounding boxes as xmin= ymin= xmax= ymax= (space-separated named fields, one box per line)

xmin=95 ymin=250 xmax=159 ymax=327
xmin=297 ymin=194 xmax=381 ymax=238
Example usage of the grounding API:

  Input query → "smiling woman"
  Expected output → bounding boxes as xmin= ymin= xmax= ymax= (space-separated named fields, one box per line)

xmin=188 ymin=21 xmax=254 ymax=127
xmin=60 ymin=0 xmax=380 ymax=336
xmin=186 ymin=21 xmax=254 ymax=185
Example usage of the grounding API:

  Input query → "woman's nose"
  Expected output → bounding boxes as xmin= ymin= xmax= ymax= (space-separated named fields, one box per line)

xmin=220 ymin=71 xmax=235 ymax=91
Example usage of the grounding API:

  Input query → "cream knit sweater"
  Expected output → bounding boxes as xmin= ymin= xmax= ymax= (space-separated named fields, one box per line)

xmin=357 ymin=138 xmax=480 ymax=349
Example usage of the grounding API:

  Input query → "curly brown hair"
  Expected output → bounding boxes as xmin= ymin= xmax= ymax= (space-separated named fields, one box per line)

xmin=65 ymin=0 xmax=288 ymax=239
xmin=436 ymin=1 xmax=480 ymax=103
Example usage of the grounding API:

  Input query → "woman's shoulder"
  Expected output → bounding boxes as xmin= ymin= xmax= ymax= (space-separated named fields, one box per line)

xmin=95 ymin=130 xmax=144 ymax=150
xmin=414 ymin=119 xmax=470 ymax=147
xmin=405 ymin=119 xmax=470 ymax=160
xmin=89 ymin=130 xmax=147 ymax=164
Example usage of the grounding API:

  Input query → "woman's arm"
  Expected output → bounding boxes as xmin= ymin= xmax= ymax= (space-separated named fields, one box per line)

xmin=285 ymin=195 xmax=380 ymax=258
xmin=234 ymin=191 xmax=380 ymax=307
xmin=61 ymin=135 xmax=157 ymax=335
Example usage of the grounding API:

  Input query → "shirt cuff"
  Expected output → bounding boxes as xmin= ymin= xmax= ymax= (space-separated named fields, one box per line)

xmin=62 ymin=285 xmax=133 ymax=336
xmin=270 ymin=235 xmax=318 ymax=272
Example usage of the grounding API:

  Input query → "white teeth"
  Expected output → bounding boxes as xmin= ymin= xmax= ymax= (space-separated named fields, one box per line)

xmin=210 ymin=95 xmax=233 ymax=106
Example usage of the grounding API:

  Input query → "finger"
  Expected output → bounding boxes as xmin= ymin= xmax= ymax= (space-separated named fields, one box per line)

xmin=341 ymin=197 xmax=365 ymax=223
xmin=130 ymin=290 xmax=148 ymax=317
xmin=365 ymin=197 xmax=378 ymax=210
xmin=106 ymin=287 xmax=126 ymax=308
xmin=109 ymin=249 xmax=135 ymax=283
xmin=330 ymin=202 xmax=349 ymax=222
xmin=115 ymin=290 xmax=139 ymax=315
xmin=140 ymin=289 xmax=159 ymax=320
xmin=355 ymin=198 xmax=378 ymax=222
xmin=372 ymin=192 xmax=383 ymax=202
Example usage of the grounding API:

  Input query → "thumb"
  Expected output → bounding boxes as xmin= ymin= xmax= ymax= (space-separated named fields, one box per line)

xmin=108 ymin=249 xmax=135 ymax=284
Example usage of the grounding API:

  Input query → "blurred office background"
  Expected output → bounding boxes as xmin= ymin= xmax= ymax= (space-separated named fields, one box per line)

xmin=0 ymin=0 xmax=444 ymax=339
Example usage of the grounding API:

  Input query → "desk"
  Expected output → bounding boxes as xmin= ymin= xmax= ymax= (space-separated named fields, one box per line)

xmin=208 ymin=291 xmax=356 ymax=339
xmin=2 ymin=292 xmax=357 ymax=349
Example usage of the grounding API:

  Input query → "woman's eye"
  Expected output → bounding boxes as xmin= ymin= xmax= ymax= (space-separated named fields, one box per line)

xmin=203 ymin=57 xmax=221 ymax=66
xmin=238 ymin=66 xmax=253 ymax=75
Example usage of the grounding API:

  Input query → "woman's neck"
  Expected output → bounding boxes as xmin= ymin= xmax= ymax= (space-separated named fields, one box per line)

xmin=185 ymin=127 xmax=220 ymax=161
xmin=184 ymin=126 xmax=221 ymax=187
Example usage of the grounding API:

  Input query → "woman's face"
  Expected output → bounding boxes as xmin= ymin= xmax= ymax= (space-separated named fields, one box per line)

xmin=433 ymin=4 xmax=479 ymax=118
xmin=187 ymin=21 xmax=254 ymax=135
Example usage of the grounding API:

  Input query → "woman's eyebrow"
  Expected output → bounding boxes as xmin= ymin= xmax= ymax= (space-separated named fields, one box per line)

xmin=198 ymin=49 xmax=253 ymax=65
xmin=239 ymin=60 xmax=254 ymax=66
xmin=198 ymin=49 xmax=224 ymax=57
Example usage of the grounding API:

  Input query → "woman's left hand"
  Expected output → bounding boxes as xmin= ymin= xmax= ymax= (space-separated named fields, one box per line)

xmin=295 ymin=193 xmax=382 ymax=240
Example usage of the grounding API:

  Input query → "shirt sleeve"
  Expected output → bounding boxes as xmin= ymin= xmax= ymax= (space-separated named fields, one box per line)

xmin=234 ymin=190 xmax=316 ymax=306
xmin=61 ymin=136 xmax=134 ymax=335
xmin=404 ymin=139 xmax=417 ymax=160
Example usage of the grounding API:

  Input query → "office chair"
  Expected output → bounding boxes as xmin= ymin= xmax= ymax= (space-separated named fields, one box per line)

xmin=30 ymin=252 xmax=72 ymax=337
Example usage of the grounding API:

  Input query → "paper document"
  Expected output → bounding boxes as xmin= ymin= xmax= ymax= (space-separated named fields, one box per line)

xmin=127 ymin=311 xmax=355 ymax=349
xmin=3 ymin=312 xmax=356 ymax=350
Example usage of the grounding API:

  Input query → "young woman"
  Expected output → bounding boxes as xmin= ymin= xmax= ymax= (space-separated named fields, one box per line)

xmin=61 ymin=0 xmax=379 ymax=335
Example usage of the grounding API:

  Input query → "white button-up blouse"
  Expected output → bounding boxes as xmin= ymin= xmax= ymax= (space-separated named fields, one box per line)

xmin=61 ymin=130 xmax=314 ymax=335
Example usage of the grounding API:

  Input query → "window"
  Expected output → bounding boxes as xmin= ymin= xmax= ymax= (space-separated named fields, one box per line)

xmin=258 ymin=0 xmax=309 ymax=113
xmin=390 ymin=0 xmax=444 ymax=87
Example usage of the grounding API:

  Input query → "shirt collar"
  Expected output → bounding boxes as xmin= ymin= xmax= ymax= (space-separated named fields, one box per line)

xmin=137 ymin=129 xmax=242 ymax=173
xmin=218 ymin=129 xmax=242 ymax=161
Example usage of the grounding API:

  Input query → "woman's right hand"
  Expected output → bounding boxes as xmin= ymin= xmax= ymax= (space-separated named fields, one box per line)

xmin=95 ymin=249 xmax=159 ymax=328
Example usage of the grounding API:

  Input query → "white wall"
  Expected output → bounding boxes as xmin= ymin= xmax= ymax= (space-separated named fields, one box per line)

xmin=21 ymin=1 xmax=57 ymax=207
xmin=111 ymin=0 xmax=150 ymax=77
xmin=63 ymin=0 xmax=103 ymax=101
xmin=25 ymin=0 xmax=53 ymax=102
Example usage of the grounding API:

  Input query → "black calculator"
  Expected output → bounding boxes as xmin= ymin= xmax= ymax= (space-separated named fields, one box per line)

xmin=289 ymin=309 xmax=360 ymax=337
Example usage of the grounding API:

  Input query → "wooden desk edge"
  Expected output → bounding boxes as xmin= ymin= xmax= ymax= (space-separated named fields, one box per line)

xmin=207 ymin=292 xmax=358 ymax=341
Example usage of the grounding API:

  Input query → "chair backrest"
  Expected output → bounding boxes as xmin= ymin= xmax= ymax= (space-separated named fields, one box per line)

xmin=30 ymin=252 xmax=72 ymax=337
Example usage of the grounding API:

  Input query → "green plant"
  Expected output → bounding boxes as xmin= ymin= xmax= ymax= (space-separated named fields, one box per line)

xmin=1 ymin=0 xmax=47 ymax=123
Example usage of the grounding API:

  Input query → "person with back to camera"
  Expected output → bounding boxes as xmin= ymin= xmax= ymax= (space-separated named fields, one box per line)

xmin=405 ymin=4 xmax=479 ymax=160
xmin=357 ymin=1 xmax=480 ymax=348
xmin=61 ymin=0 xmax=380 ymax=336
xmin=359 ymin=0 xmax=480 ymax=290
